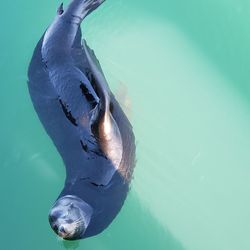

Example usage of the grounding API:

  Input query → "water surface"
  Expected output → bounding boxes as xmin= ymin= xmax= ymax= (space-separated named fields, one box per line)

xmin=1 ymin=1 xmax=250 ymax=250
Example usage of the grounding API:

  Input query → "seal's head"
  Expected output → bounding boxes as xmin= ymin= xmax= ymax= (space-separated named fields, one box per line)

xmin=49 ymin=195 xmax=93 ymax=240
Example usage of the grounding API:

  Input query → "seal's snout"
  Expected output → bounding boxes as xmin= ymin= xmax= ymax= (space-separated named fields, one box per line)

xmin=57 ymin=224 xmax=78 ymax=239
xmin=48 ymin=195 xmax=93 ymax=240
xmin=58 ymin=225 xmax=67 ymax=237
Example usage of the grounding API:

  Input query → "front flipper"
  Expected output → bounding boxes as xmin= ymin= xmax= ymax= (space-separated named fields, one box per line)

xmin=81 ymin=40 xmax=123 ymax=173
xmin=71 ymin=28 xmax=123 ymax=184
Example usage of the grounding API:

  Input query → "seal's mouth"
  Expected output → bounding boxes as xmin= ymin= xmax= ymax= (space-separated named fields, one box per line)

xmin=58 ymin=229 xmax=70 ymax=239
xmin=57 ymin=224 xmax=75 ymax=239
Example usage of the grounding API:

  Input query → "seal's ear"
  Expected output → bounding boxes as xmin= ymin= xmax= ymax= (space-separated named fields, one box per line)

xmin=57 ymin=3 xmax=64 ymax=15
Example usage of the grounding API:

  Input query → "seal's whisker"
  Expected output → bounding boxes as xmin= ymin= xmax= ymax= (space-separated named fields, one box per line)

xmin=72 ymin=219 xmax=82 ymax=225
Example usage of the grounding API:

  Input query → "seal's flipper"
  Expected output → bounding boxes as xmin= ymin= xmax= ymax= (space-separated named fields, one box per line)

xmin=64 ymin=0 xmax=106 ymax=23
xmin=82 ymin=40 xmax=110 ymax=112
xmin=82 ymin=39 xmax=105 ymax=76
xmin=81 ymin=39 xmax=111 ymax=136
xmin=81 ymin=40 xmax=123 ymax=173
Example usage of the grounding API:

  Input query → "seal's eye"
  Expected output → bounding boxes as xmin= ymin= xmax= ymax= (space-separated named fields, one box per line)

xmin=66 ymin=219 xmax=73 ymax=224
xmin=50 ymin=210 xmax=63 ymax=221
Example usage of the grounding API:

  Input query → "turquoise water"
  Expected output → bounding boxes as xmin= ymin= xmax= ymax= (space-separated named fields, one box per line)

xmin=1 ymin=0 xmax=250 ymax=249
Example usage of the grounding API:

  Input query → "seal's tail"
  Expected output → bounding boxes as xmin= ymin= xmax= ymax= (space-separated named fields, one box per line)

xmin=63 ymin=0 xmax=105 ymax=21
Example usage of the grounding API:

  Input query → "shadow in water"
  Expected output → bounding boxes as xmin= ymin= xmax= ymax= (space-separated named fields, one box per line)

xmin=62 ymin=240 xmax=80 ymax=250
xmin=70 ymin=192 xmax=186 ymax=250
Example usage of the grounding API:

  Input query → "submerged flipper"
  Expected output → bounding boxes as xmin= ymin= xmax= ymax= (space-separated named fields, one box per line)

xmin=81 ymin=40 xmax=123 ymax=173
xmin=62 ymin=26 xmax=121 ymax=184
xmin=82 ymin=40 xmax=110 ymax=113
xmin=82 ymin=39 xmax=105 ymax=76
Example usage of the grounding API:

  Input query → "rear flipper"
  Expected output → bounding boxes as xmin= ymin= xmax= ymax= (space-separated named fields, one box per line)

xmin=64 ymin=0 xmax=106 ymax=22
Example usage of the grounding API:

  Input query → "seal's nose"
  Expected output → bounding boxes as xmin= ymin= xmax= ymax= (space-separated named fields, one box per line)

xmin=58 ymin=225 xmax=68 ymax=238
xmin=59 ymin=225 xmax=65 ymax=233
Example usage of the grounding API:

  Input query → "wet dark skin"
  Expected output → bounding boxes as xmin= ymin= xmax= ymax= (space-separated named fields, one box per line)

xmin=28 ymin=0 xmax=135 ymax=240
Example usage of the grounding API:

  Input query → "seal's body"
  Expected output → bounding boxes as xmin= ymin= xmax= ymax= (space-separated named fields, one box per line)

xmin=28 ymin=0 xmax=135 ymax=240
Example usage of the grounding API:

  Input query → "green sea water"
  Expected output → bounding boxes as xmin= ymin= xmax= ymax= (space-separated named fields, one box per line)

xmin=1 ymin=0 xmax=250 ymax=249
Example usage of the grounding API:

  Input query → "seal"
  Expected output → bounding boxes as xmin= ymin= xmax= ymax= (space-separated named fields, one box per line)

xmin=28 ymin=0 xmax=136 ymax=240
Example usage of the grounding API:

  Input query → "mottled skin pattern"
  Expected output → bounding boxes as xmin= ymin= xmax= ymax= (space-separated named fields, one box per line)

xmin=28 ymin=0 xmax=135 ymax=240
